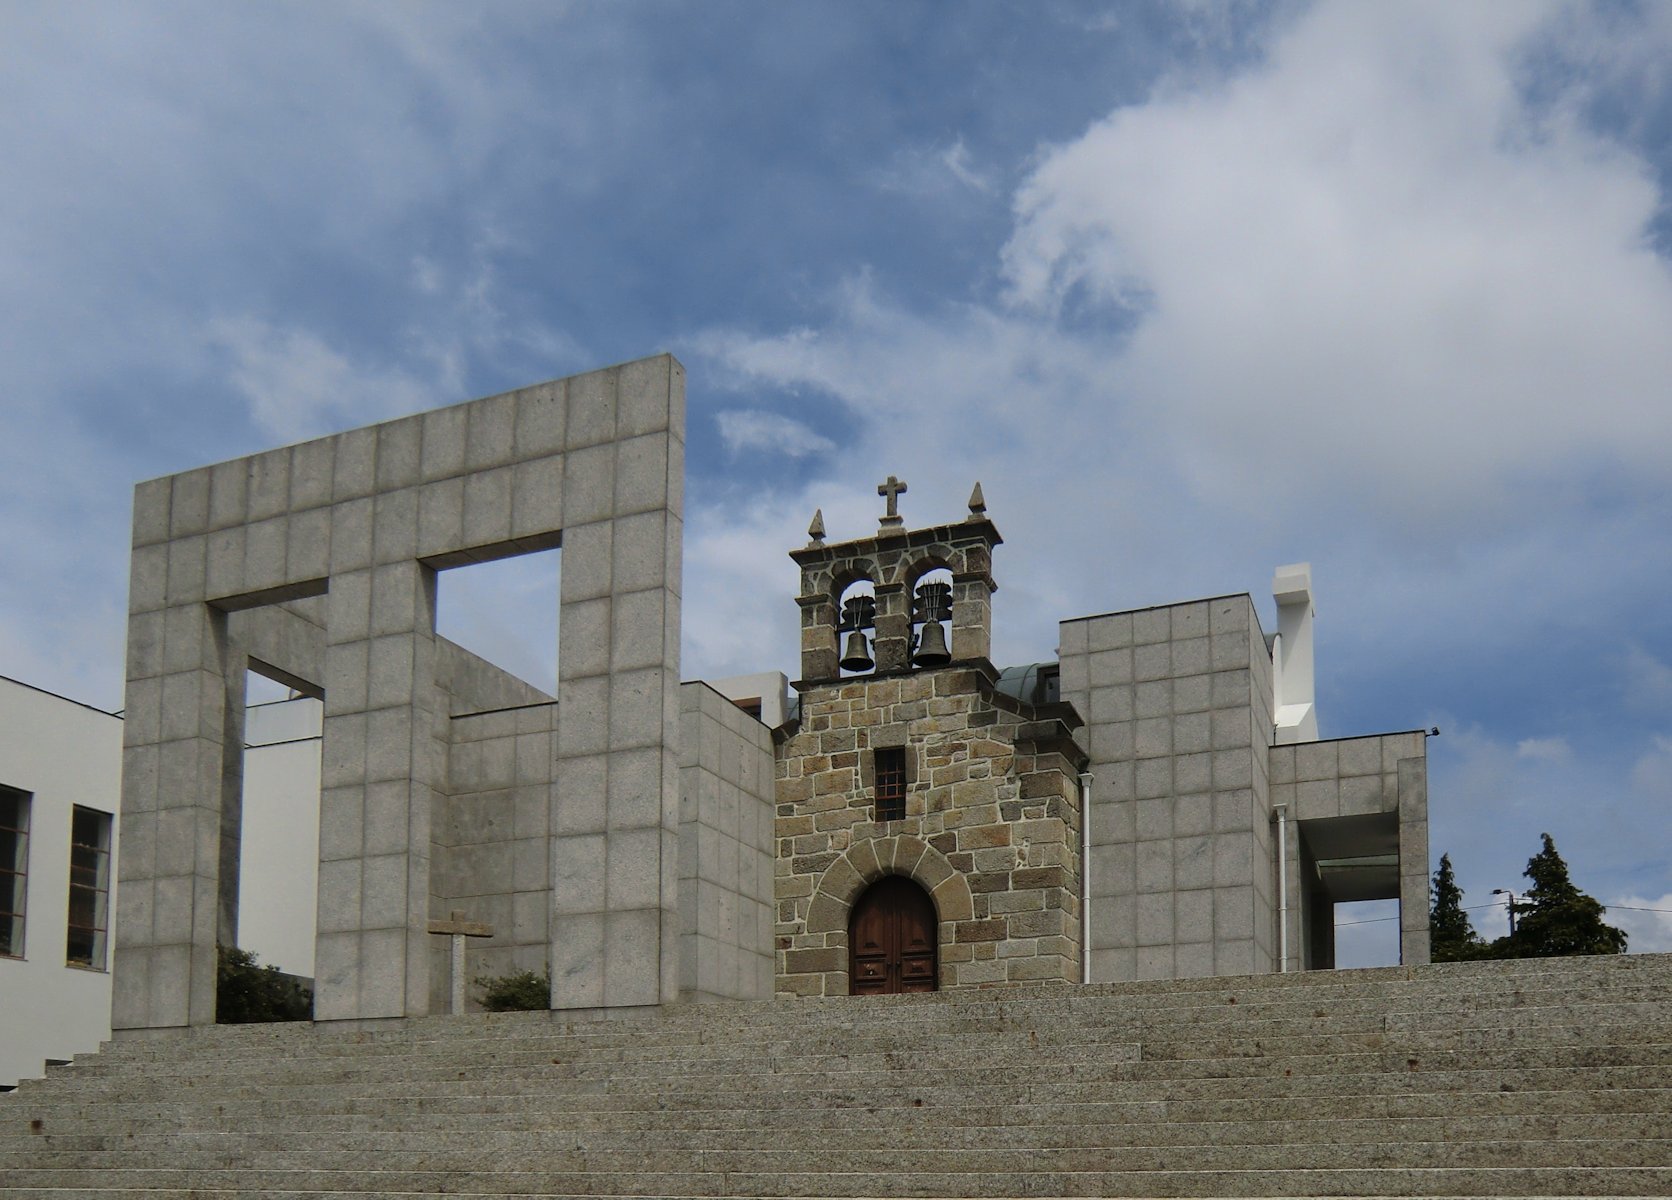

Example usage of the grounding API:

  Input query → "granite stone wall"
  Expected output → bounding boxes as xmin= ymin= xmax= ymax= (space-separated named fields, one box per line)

xmin=774 ymin=667 xmax=1084 ymax=997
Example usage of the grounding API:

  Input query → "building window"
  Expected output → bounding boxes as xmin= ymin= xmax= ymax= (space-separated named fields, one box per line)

xmin=874 ymin=747 xmax=907 ymax=822
xmin=65 ymin=806 xmax=112 ymax=970
xmin=0 ymin=787 xmax=28 ymax=959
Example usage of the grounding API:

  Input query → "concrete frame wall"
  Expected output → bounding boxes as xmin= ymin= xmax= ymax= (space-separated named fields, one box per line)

xmin=1268 ymin=731 xmax=1431 ymax=968
xmin=1062 ymin=596 xmax=1277 ymax=982
xmin=115 ymin=355 xmax=685 ymax=1030
xmin=676 ymin=682 xmax=775 ymax=1002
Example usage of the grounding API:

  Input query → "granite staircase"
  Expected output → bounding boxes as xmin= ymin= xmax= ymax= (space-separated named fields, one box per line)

xmin=2 ymin=953 xmax=1670 ymax=1198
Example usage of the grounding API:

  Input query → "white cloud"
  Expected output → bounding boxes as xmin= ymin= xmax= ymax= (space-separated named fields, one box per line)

xmin=940 ymin=139 xmax=993 ymax=195
xmin=1516 ymin=736 xmax=1571 ymax=763
xmin=1629 ymin=734 xmax=1672 ymax=798
xmin=1622 ymin=645 xmax=1672 ymax=712
xmin=715 ymin=410 xmax=836 ymax=459
xmin=1606 ymin=892 xmax=1672 ymax=955
xmin=206 ymin=317 xmax=440 ymax=445
xmin=870 ymin=137 xmax=995 ymax=198
xmin=1001 ymin=1 xmax=1672 ymax=527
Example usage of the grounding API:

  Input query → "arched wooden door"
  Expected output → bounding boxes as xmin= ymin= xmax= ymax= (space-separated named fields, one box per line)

xmin=849 ymin=875 xmax=938 ymax=995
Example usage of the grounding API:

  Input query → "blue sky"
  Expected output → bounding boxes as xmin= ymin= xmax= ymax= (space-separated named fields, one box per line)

xmin=2 ymin=1 xmax=1669 ymax=959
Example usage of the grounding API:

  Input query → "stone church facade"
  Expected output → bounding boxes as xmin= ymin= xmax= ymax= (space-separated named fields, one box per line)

xmin=108 ymin=357 xmax=1429 ymax=1034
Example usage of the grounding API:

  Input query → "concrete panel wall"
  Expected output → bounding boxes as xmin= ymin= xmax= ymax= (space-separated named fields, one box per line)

xmin=676 ymin=682 xmax=775 ymax=1001
xmin=116 ymin=354 xmax=686 ymax=1030
xmin=1061 ymin=594 xmax=1273 ymax=983
xmin=436 ymin=701 xmax=559 ymax=1007
xmin=548 ymin=357 xmax=685 ymax=1010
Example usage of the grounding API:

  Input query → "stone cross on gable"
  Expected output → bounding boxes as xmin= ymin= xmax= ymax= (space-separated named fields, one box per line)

xmin=877 ymin=475 xmax=907 ymax=528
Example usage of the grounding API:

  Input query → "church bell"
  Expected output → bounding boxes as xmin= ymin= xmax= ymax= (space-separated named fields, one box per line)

xmin=839 ymin=629 xmax=875 ymax=672
xmin=838 ymin=592 xmax=878 ymax=673
xmin=911 ymin=580 xmax=953 ymax=668
xmin=912 ymin=619 xmax=950 ymax=668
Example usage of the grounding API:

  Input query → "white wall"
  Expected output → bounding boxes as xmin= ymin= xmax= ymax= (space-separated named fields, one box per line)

xmin=240 ymin=697 xmax=322 ymax=978
xmin=702 ymin=671 xmax=790 ymax=728
xmin=0 ymin=677 xmax=122 ymax=1087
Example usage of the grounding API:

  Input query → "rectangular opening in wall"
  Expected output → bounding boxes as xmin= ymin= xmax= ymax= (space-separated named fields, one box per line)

xmin=434 ymin=547 xmax=560 ymax=707
xmin=0 ymin=786 xmax=28 ymax=958
xmin=1332 ymin=898 xmax=1400 ymax=969
xmin=65 ymin=806 xmax=111 ymax=969
xmin=874 ymin=747 xmax=906 ymax=822
xmin=240 ymin=664 xmax=322 ymax=978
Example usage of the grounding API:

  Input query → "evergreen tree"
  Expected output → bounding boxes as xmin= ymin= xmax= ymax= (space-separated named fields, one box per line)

xmin=1495 ymin=833 xmax=1627 ymax=958
xmin=1429 ymin=853 xmax=1485 ymax=961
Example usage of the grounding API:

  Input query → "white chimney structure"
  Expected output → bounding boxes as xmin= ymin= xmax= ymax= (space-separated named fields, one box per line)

xmin=1271 ymin=562 xmax=1319 ymax=744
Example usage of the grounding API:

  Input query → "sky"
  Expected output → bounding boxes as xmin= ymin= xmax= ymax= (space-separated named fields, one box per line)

xmin=2 ymin=0 xmax=1669 ymax=962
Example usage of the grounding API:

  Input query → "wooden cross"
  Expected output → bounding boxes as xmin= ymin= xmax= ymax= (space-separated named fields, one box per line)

xmin=877 ymin=475 xmax=908 ymax=524
xmin=427 ymin=910 xmax=495 ymax=1015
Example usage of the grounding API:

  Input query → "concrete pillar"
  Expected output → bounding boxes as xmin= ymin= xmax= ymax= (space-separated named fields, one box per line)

xmin=112 ymin=593 xmax=236 ymax=1031
xmin=313 ymin=560 xmax=442 ymax=1021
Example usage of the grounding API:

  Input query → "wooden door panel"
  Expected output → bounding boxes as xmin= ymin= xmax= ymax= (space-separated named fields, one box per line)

xmin=848 ymin=875 xmax=938 ymax=995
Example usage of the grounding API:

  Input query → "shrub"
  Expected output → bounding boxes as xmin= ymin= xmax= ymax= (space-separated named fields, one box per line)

xmin=216 ymin=944 xmax=313 ymax=1023
xmin=474 ymin=965 xmax=551 ymax=1011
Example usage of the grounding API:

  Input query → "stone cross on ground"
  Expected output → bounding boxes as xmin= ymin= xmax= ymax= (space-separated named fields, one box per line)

xmin=427 ymin=910 xmax=495 ymax=1015
xmin=877 ymin=475 xmax=908 ymax=528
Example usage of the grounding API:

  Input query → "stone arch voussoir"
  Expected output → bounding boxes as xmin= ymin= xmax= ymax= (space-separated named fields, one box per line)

xmin=806 ymin=836 xmax=974 ymax=936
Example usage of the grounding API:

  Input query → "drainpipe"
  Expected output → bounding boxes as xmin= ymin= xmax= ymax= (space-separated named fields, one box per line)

xmin=1080 ymin=771 xmax=1094 ymax=985
xmin=1274 ymin=802 xmax=1290 ymax=973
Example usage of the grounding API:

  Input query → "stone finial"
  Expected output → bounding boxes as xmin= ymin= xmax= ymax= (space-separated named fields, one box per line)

xmin=807 ymin=508 xmax=826 ymax=544
xmin=877 ymin=475 xmax=907 ymax=529
xmin=967 ymin=481 xmax=986 ymax=515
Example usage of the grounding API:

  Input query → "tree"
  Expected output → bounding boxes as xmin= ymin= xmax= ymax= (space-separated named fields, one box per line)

xmin=474 ymin=965 xmax=551 ymax=1011
xmin=1495 ymin=833 xmax=1628 ymax=958
xmin=1429 ymin=853 xmax=1486 ymax=961
xmin=216 ymin=945 xmax=313 ymax=1023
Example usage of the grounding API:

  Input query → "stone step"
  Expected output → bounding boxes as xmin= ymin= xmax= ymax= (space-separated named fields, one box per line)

xmin=9 ymin=1135 xmax=1672 ymax=1179
xmin=69 ymin=993 xmax=1672 ymax=1076
xmin=4 ymin=1163 xmax=1672 ymax=1196
xmin=6 ymin=956 xmax=1666 ymax=1199
xmin=11 ymin=1059 xmax=1671 ymax=1116
xmin=8 ymin=1087 xmax=1664 ymax=1147
xmin=75 ymin=989 xmax=1672 ymax=1076
xmin=45 ymin=1026 xmax=1672 ymax=1090
xmin=33 ymin=1041 xmax=1672 ymax=1106
xmin=79 ymin=955 xmax=1672 ymax=1057
xmin=21 ymin=1054 xmax=1672 ymax=1118
xmin=8 ymin=1080 xmax=1667 ymax=1139
xmin=11 ymin=1108 xmax=1671 ymax=1154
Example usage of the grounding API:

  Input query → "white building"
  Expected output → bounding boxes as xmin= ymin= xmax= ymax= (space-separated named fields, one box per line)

xmin=0 ymin=676 xmax=122 ymax=1088
xmin=0 ymin=677 xmax=324 ymax=1087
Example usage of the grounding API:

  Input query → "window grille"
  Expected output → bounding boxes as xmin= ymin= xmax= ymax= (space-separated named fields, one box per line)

xmin=874 ymin=747 xmax=907 ymax=822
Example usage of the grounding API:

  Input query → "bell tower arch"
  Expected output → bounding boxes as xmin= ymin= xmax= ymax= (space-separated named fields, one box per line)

xmin=792 ymin=480 xmax=999 ymax=687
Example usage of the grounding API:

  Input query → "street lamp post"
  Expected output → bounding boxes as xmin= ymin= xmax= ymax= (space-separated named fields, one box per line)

xmin=1492 ymin=888 xmax=1520 ymax=936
